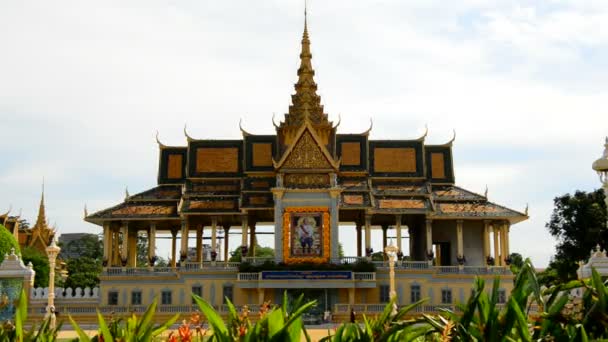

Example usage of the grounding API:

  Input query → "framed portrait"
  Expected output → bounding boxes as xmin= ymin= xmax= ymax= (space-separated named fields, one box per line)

xmin=282 ymin=207 xmax=330 ymax=264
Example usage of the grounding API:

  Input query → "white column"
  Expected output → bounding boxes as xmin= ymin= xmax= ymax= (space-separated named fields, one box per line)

xmin=456 ymin=220 xmax=464 ymax=258
xmin=504 ymin=222 xmax=510 ymax=257
xmin=493 ymin=223 xmax=500 ymax=266
xmin=483 ymin=220 xmax=491 ymax=265
xmin=120 ymin=222 xmax=128 ymax=267
xmin=425 ymin=219 xmax=433 ymax=265
xmin=364 ymin=214 xmax=372 ymax=256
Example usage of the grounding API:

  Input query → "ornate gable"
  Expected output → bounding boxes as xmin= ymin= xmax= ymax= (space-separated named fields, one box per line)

xmin=275 ymin=123 xmax=338 ymax=171
xmin=282 ymin=131 xmax=331 ymax=169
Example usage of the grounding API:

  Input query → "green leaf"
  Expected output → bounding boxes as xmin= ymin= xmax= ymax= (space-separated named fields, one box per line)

xmin=591 ymin=268 xmax=606 ymax=313
xmin=287 ymin=316 xmax=303 ymax=342
xmin=15 ymin=289 xmax=27 ymax=342
xmin=192 ymin=294 xmax=229 ymax=340
xmin=267 ymin=308 xmax=285 ymax=337
xmin=69 ymin=314 xmax=92 ymax=342
xmin=150 ymin=313 xmax=179 ymax=337
xmin=136 ymin=296 xmax=157 ymax=338
xmin=508 ymin=297 xmax=531 ymax=342
xmin=97 ymin=310 xmax=114 ymax=342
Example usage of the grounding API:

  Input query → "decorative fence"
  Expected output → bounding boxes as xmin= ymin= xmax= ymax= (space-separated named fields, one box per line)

xmin=30 ymin=287 xmax=100 ymax=301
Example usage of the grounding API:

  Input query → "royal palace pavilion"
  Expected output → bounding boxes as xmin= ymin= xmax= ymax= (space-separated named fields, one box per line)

xmin=82 ymin=14 xmax=528 ymax=320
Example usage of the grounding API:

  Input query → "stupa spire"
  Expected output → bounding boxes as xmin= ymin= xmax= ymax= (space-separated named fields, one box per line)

xmin=280 ymin=5 xmax=330 ymax=128
xmin=34 ymin=180 xmax=47 ymax=228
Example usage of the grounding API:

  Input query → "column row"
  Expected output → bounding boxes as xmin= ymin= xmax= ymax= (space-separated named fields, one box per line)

xmin=102 ymin=215 xmax=258 ymax=268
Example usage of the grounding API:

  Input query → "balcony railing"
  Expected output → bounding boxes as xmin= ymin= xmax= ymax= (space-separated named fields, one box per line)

xmin=28 ymin=303 xmax=261 ymax=316
xmin=103 ymin=259 xmax=510 ymax=277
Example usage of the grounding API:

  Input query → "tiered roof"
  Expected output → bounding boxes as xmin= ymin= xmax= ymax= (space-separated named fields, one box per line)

xmin=85 ymin=14 xmax=528 ymax=227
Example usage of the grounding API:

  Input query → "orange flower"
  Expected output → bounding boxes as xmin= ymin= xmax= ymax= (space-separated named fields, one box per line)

xmin=167 ymin=332 xmax=177 ymax=342
xmin=178 ymin=320 xmax=192 ymax=342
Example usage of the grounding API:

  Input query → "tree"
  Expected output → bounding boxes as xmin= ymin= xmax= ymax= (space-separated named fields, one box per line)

xmin=61 ymin=234 xmax=103 ymax=289
xmin=508 ymin=252 xmax=524 ymax=274
xmin=0 ymin=224 xmax=20 ymax=263
xmin=21 ymin=247 xmax=49 ymax=287
xmin=545 ymin=189 xmax=607 ymax=282
xmin=136 ymin=234 xmax=149 ymax=266
xmin=63 ymin=234 xmax=102 ymax=259
xmin=229 ymin=245 xmax=274 ymax=262
xmin=64 ymin=256 xmax=101 ymax=289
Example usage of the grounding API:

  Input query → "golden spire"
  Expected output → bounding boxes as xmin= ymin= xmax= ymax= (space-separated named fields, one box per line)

xmin=33 ymin=180 xmax=47 ymax=229
xmin=280 ymin=4 xmax=330 ymax=128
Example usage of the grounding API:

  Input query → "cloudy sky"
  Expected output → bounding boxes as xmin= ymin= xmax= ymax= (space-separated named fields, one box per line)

xmin=1 ymin=1 xmax=606 ymax=267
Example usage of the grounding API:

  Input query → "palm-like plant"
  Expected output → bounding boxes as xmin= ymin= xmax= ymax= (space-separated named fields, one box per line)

xmin=192 ymin=291 xmax=316 ymax=341
xmin=69 ymin=297 xmax=179 ymax=342
xmin=319 ymin=298 xmax=432 ymax=342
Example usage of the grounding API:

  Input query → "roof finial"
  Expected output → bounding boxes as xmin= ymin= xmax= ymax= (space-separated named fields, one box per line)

xmin=304 ymin=0 xmax=308 ymax=32
xmin=524 ymin=203 xmax=529 ymax=216
xmin=239 ymin=118 xmax=253 ymax=136
xmin=155 ymin=131 xmax=167 ymax=148
xmin=84 ymin=204 xmax=88 ymax=218
xmin=484 ymin=185 xmax=488 ymax=198
xmin=125 ymin=186 xmax=130 ymax=200
xmin=34 ymin=179 xmax=48 ymax=230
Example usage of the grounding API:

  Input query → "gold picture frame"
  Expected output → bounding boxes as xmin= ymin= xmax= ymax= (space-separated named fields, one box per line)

xmin=282 ymin=207 xmax=330 ymax=264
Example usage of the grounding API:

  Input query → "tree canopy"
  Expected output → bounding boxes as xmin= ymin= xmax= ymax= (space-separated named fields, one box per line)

xmin=21 ymin=246 xmax=49 ymax=287
xmin=545 ymin=188 xmax=607 ymax=283
xmin=229 ymin=245 xmax=274 ymax=262
xmin=59 ymin=234 xmax=103 ymax=289
xmin=0 ymin=224 xmax=20 ymax=263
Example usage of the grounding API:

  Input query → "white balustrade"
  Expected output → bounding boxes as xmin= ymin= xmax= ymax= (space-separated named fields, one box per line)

xmin=30 ymin=287 xmax=100 ymax=300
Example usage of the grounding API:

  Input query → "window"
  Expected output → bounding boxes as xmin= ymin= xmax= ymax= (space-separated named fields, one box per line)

xmin=379 ymin=285 xmax=390 ymax=303
xmin=497 ymin=289 xmax=506 ymax=304
xmin=222 ymin=285 xmax=233 ymax=304
xmin=161 ymin=290 xmax=172 ymax=305
xmin=192 ymin=286 xmax=202 ymax=304
xmin=108 ymin=291 xmax=119 ymax=306
xmin=410 ymin=285 xmax=421 ymax=303
xmin=441 ymin=289 xmax=452 ymax=304
xmin=131 ymin=291 xmax=142 ymax=305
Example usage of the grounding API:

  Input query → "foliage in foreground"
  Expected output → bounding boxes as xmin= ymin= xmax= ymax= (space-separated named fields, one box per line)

xmin=0 ymin=289 xmax=61 ymax=342
xmin=193 ymin=291 xmax=316 ymax=341
xmin=2 ymin=258 xmax=608 ymax=341
xmin=69 ymin=297 xmax=179 ymax=342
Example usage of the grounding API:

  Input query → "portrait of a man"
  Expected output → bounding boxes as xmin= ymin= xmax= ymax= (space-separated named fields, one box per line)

xmin=291 ymin=213 xmax=322 ymax=256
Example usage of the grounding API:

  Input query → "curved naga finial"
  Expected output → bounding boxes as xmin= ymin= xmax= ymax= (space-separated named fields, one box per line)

xmin=239 ymin=118 xmax=252 ymax=136
xmin=361 ymin=118 xmax=373 ymax=136
xmin=184 ymin=123 xmax=198 ymax=141
xmin=84 ymin=204 xmax=88 ymax=218
xmin=125 ymin=186 xmax=130 ymax=200
xmin=332 ymin=114 xmax=342 ymax=129
xmin=524 ymin=203 xmax=529 ymax=216
xmin=444 ymin=129 xmax=456 ymax=146
xmin=0 ymin=205 xmax=11 ymax=217
xmin=416 ymin=124 xmax=429 ymax=141
xmin=484 ymin=185 xmax=488 ymax=198
xmin=272 ymin=113 xmax=280 ymax=129
xmin=155 ymin=130 xmax=167 ymax=148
